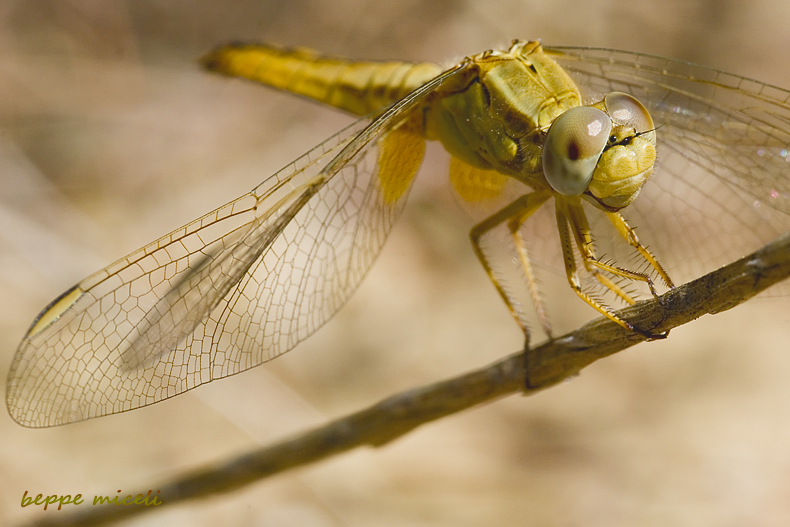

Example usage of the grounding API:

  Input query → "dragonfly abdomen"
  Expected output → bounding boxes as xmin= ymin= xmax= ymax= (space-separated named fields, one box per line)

xmin=202 ymin=43 xmax=442 ymax=117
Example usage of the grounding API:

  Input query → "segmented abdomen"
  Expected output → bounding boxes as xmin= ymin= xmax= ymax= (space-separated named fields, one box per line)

xmin=201 ymin=43 xmax=442 ymax=117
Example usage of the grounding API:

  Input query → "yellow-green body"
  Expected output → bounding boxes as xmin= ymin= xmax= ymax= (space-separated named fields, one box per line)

xmin=201 ymin=41 xmax=582 ymax=192
xmin=201 ymin=43 xmax=442 ymax=119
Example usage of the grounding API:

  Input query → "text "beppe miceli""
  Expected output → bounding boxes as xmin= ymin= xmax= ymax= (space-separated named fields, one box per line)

xmin=21 ymin=490 xmax=162 ymax=510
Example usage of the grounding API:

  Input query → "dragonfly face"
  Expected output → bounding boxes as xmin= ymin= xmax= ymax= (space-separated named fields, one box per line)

xmin=7 ymin=40 xmax=790 ymax=427
xmin=583 ymin=92 xmax=657 ymax=210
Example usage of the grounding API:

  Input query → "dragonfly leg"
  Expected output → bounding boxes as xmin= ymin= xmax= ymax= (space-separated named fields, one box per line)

xmin=563 ymin=199 xmax=650 ymax=304
xmin=556 ymin=199 xmax=637 ymax=331
xmin=469 ymin=189 xmax=552 ymax=339
xmin=558 ymin=199 xmax=669 ymax=339
xmin=507 ymin=212 xmax=554 ymax=339
xmin=605 ymin=211 xmax=675 ymax=291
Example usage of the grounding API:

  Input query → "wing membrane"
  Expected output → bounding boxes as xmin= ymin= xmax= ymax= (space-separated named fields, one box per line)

xmin=6 ymin=64 xmax=467 ymax=427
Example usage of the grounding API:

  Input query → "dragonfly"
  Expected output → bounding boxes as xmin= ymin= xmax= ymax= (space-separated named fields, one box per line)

xmin=7 ymin=40 xmax=790 ymax=428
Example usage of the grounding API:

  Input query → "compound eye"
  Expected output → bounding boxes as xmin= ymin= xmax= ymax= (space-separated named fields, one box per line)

xmin=542 ymin=106 xmax=611 ymax=196
xmin=604 ymin=92 xmax=654 ymax=133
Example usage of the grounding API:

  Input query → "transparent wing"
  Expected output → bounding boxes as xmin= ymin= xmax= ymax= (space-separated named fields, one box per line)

xmin=6 ymin=64 xmax=467 ymax=428
xmin=547 ymin=46 xmax=790 ymax=285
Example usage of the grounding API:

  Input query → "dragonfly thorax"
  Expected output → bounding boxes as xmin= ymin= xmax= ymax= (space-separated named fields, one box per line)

xmin=423 ymin=41 xmax=582 ymax=186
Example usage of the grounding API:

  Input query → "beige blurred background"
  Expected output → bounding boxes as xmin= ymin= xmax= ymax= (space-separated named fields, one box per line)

xmin=2 ymin=1 xmax=790 ymax=525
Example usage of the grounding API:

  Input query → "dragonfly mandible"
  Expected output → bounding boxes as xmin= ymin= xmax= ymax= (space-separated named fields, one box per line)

xmin=7 ymin=40 xmax=790 ymax=427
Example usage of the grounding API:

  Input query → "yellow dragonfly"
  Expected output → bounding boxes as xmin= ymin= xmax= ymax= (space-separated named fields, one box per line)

xmin=7 ymin=40 xmax=790 ymax=427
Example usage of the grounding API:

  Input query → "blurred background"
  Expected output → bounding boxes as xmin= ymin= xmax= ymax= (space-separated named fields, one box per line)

xmin=2 ymin=1 xmax=790 ymax=525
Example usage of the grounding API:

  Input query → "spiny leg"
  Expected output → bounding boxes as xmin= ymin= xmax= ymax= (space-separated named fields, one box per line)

xmin=561 ymin=199 xmax=646 ymax=305
xmin=508 ymin=211 xmax=553 ymax=339
xmin=469 ymin=189 xmax=552 ymax=341
xmin=558 ymin=198 xmax=669 ymax=339
xmin=555 ymin=199 xmax=637 ymax=331
xmin=565 ymin=200 xmax=657 ymax=304
xmin=606 ymin=211 xmax=675 ymax=291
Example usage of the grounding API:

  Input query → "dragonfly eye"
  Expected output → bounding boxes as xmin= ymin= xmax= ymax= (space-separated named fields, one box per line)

xmin=543 ymin=106 xmax=612 ymax=196
xmin=604 ymin=92 xmax=654 ymax=134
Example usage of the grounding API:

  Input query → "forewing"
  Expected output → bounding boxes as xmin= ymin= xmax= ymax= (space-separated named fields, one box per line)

xmin=6 ymin=62 xmax=467 ymax=427
xmin=547 ymin=46 xmax=790 ymax=285
xmin=5 ymin=123 xmax=355 ymax=427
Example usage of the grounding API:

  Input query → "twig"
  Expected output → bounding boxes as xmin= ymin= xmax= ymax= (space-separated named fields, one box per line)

xmin=22 ymin=231 xmax=790 ymax=527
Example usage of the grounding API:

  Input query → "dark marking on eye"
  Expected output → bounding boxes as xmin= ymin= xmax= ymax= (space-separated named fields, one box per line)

xmin=567 ymin=141 xmax=579 ymax=161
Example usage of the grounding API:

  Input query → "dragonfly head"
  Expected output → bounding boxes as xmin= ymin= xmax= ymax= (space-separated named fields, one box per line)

xmin=542 ymin=92 xmax=656 ymax=211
